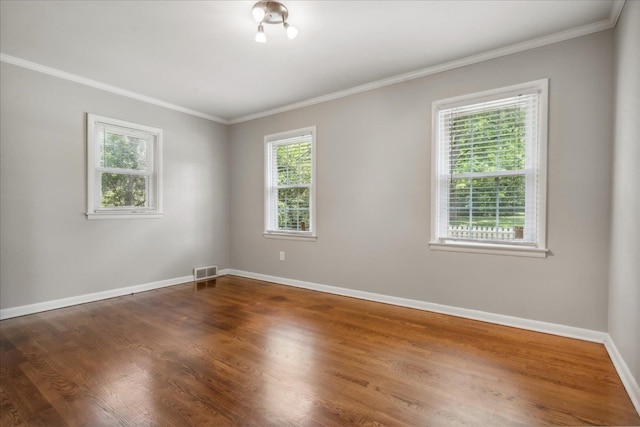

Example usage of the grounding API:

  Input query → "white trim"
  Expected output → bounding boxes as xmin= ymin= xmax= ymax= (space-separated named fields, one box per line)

xmin=263 ymin=233 xmax=317 ymax=241
xmin=264 ymin=126 xmax=317 ymax=237
xmin=87 ymin=113 xmax=164 ymax=218
xmin=225 ymin=269 xmax=606 ymax=343
xmin=0 ymin=275 xmax=193 ymax=320
xmin=536 ymin=79 xmax=549 ymax=251
xmin=1 ymin=1 xmax=623 ymax=126
xmin=429 ymin=241 xmax=548 ymax=258
xmin=228 ymin=10 xmax=622 ymax=124
xmin=87 ymin=213 xmax=163 ymax=220
xmin=2 ymin=268 xmax=635 ymax=416
xmin=431 ymin=79 xmax=549 ymax=110
xmin=604 ymin=335 xmax=640 ymax=415
xmin=610 ymin=0 xmax=627 ymax=28
xmin=0 ymin=53 xmax=228 ymax=124
xmin=229 ymin=268 xmax=635 ymax=416
xmin=430 ymin=79 xmax=548 ymax=255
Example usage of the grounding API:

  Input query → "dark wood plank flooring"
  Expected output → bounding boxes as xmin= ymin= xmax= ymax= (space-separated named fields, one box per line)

xmin=1 ymin=275 xmax=638 ymax=426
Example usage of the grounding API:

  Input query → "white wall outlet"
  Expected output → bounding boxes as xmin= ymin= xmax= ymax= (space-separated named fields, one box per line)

xmin=279 ymin=251 xmax=285 ymax=261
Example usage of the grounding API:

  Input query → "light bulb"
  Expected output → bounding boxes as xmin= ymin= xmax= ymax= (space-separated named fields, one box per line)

xmin=255 ymin=24 xmax=266 ymax=43
xmin=284 ymin=22 xmax=298 ymax=40
xmin=252 ymin=6 xmax=265 ymax=23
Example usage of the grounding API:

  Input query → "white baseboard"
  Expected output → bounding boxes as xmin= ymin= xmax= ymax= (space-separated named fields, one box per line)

xmin=1 ymin=268 xmax=636 ymax=416
xmin=0 ymin=267 xmax=608 ymax=342
xmin=1 ymin=268 xmax=604 ymax=343
xmin=604 ymin=335 xmax=640 ymax=415
xmin=228 ymin=269 xmax=640 ymax=416
xmin=0 ymin=275 xmax=195 ymax=320
xmin=226 ymin=269 xmax=607 ymax=343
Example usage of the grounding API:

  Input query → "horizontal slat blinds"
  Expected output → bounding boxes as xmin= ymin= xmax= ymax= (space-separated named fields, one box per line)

xmin=266 ymin=133 xmax=313 ymax=233
xmin=436 ymin=91 xmax=540 ymax=244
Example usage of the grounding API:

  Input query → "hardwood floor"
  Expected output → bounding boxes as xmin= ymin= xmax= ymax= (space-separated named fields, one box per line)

xmin=1 ymin=275 xmax=638 ymax=426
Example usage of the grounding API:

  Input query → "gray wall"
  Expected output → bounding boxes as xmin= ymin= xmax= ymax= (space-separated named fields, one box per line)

xmin=229 ymin=31 xmax=614 ymax=332
xmin=610 ymin=0 xmax=640 ymax=385
xmin=0 ymin=22 xmax=625 ymax=340
xmin=0 ymin=62 xmax=230 ymax=309
xmin=0 ymin=6 xmax=636 ymax=403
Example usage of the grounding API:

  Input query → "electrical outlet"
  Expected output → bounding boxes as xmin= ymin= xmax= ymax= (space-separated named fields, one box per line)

xmin=279 ymin=251 xmax=285 ymax=261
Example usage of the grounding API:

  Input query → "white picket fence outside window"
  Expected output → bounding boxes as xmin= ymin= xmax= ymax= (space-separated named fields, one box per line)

xmin=448 ymin=225 xmax=521 ymax=240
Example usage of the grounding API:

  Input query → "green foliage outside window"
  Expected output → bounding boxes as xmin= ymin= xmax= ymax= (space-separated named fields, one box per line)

xmin=99 ymin=132 xmax=148 ymax=208
xmin=276 ymin=142 xmax=311 ymax=231
xmin=448 ymin=107 xmax=526 ymax=228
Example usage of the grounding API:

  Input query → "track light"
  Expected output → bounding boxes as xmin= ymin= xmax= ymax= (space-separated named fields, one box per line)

xmin=251 ymin=1 xmax=298 ymax=43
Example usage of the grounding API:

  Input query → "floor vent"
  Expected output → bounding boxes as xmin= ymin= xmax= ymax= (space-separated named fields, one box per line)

xmin=194 ymin=265 xmax=218 ymax=281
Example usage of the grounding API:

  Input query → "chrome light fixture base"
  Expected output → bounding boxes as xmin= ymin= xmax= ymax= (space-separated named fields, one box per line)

xmin=252 ymin=1 xmax=289 ymax=24
xmin=252 ymin=1 xmax=297 ymax=42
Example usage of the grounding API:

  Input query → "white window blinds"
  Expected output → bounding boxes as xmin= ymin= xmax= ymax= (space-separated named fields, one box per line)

xmin=432 ymin=80 xmax=548 ymax=251
xmin=265 ymin=127 xmax=316 ymax=236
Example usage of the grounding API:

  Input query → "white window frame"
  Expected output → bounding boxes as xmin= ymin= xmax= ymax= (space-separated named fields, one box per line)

xmin=430 ymin=79 xmax=548 ymax=257
xmin=86 ymin=114 xmax=163 ymax=220
xmin=264 ymin=126 xmax=317 ymax=240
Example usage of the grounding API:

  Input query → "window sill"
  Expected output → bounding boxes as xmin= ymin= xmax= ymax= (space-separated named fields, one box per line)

xmin=429 ymin=241 xmax=547 ymax=258
xmin=87 ymin=212 xmax=163 ymax=220
xmin=263 ymin=232 xmax=317 ymax=242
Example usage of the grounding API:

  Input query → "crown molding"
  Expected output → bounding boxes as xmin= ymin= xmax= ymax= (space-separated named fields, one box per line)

xmin=2 ymin=0 xmax=624 ymax=126
xmin=229 ymin=4 xmax=624 ymax=124
xmin=609 ymin=0 xmax=626 ymax=27
xmin=0 ymin=53 xmax=229 ymax=124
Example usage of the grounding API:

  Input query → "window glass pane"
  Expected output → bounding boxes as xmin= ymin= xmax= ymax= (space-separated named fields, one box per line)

xmin=450 ymin=107 xmax=526 ymax=174
xmin=265 ymin=128 xmax=315 ymax=234
xmin=433 ymin=82 xmax=545 ymax=250
xmin=276 ymin=142 xmax=312 ymax=185
xmin=99 ymin=131 xmax=148 ymax=171
xmin=448 ymin=175 xmax=525 ymax=240
xmin=277 ymin=187 xmax=310 ymax=231
xmin=101 ymin=173 xmax=147 ymax=207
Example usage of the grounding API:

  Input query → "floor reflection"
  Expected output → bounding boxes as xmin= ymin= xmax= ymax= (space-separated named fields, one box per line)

xmin=262 ymin=319 xmax=316 ymax=422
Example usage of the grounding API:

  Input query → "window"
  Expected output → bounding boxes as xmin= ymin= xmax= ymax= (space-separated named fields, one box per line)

xmin=86 ymin=114 xmax=163 ymax=219
xmin=430 ymin=80 xmax=548 ymax=257
xmin=264 ymin=126 xmax=316 ymax=239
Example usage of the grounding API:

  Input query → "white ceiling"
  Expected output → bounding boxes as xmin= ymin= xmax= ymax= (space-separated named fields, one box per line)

xmin=0 ymin=1 xmax=621 ymax=124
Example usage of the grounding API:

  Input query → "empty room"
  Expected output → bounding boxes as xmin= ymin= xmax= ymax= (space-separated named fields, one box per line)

xmin=1 ymin=0 xmax=639 ymax=425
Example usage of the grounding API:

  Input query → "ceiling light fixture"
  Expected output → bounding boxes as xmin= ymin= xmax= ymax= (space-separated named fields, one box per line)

xmin=255 ymin=23 xmax=267 ymax=43
xmin=252 ymin=1 xmax=297 ymax=42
